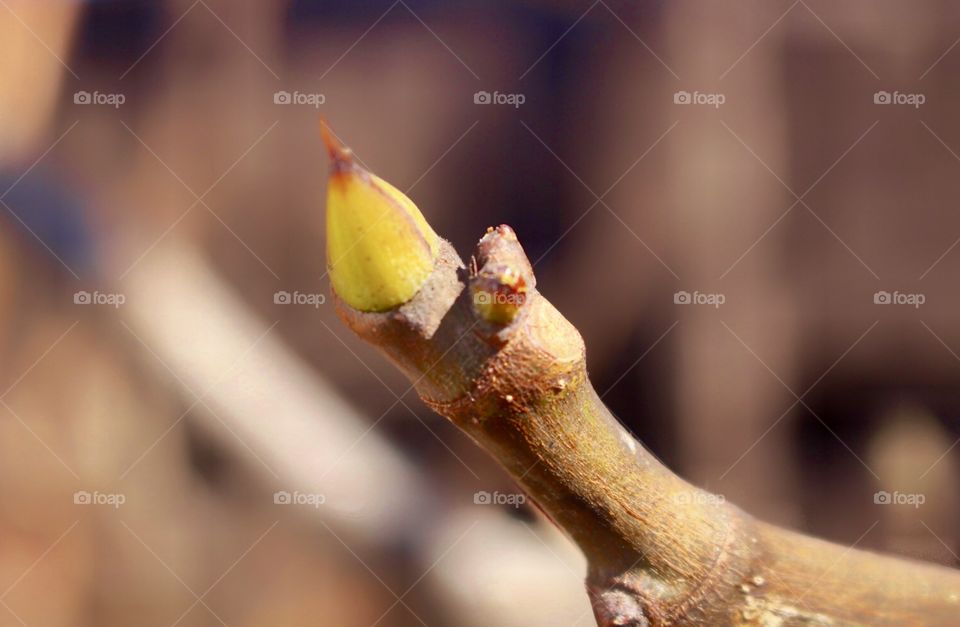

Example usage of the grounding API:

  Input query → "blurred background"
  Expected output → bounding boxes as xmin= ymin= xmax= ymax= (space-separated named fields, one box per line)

xmin=3 ymin=0 xmax=960 ymax=624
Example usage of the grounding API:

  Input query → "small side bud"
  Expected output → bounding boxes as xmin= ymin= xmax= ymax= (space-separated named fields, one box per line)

xmin=475 ymin=225 xmax=533 ymax=286
xmin=470 ymin=225 xmax=535 ymax=325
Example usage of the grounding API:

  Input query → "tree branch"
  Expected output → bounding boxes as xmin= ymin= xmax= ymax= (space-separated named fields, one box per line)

xmin=322 ymin=128 xmax=960 ymax=625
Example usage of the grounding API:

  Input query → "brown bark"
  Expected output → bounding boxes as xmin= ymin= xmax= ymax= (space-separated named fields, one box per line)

xmin=335 ymin=226 xmax=960 ymax=626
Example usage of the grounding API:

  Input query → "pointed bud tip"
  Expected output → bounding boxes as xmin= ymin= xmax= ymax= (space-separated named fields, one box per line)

xmin=319 ymin=118 xmax=354 ymax=174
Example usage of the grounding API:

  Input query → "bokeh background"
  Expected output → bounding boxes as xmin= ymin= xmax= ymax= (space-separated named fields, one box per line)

xmin=3 ymin=0 xmax=960 ymax=625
